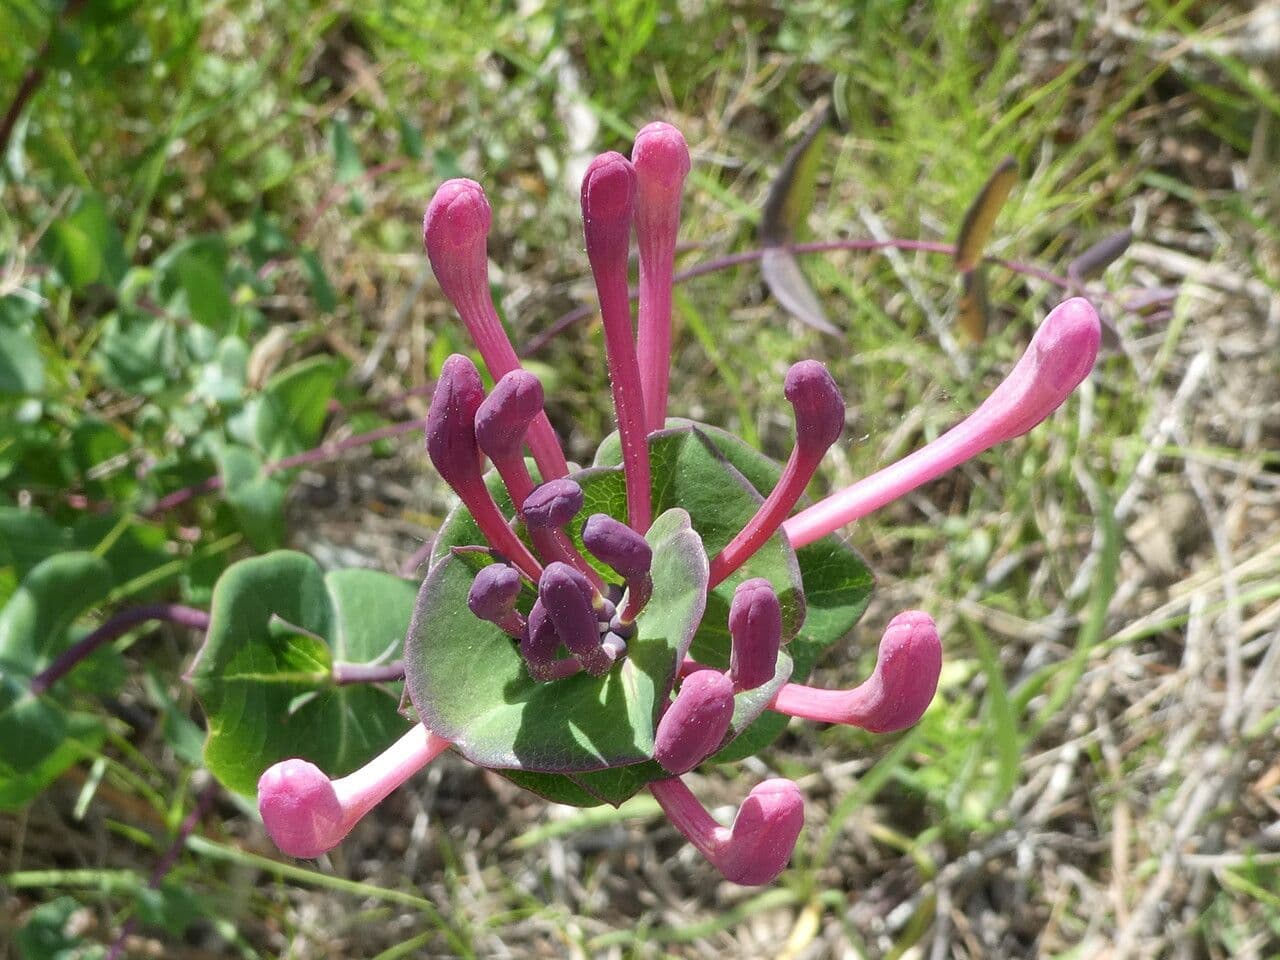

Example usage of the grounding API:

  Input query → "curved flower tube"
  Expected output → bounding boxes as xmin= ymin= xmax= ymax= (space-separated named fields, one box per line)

xmin=784 ymin=297 xmax=1101 ymax=547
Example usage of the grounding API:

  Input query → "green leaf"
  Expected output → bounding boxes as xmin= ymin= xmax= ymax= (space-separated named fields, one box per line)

xmin=251 ymin=355 xmax=343 ymax=460
xmin=14 ymin=895 xmax=108 ymax=960
xmin=216 ymin=445 xmax=285 ymax=551
xmin=0 ymin=323 xmax=45 ymax=396
xmin=407 ymin=508 xmax=708 ymax=773
xmin=331 ymin=119 xmax=363 ymax=183
xmin=38 ymin=194 xmax=126 ymax=291
xmin=0 ymin=553 xmax=113 ymax=809
xmin=190 ymin=551 xmax=415 ymax=796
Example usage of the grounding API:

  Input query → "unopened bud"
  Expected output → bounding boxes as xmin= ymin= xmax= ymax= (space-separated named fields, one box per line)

xmin=728 ymin=578 xmax=782 ymax=691
xmin=582 ymin=513 xmax=652 ymax=579
xmin=425 ymin=354 xmax=485 ymax=489
xmin=475 ymin=369 xmax=545 ymax=460
xmin=538 ymin=562 xmax=611 ymax=676
xmin=654 ymin=669 xmax=735 ymax=774
xmin=422 ymin=179 xmax=492 ymax=305
xmin=784 ymin=360 xmax=844 ymax=457
xmin=467 ymin=563 xmax=522 ymax=623
xmin=522 ymin=478 xmax=584 ymax=531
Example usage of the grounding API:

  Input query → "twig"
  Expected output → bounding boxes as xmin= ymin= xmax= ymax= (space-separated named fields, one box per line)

xmin=332 ymin=660 xmax=405 ymax=685
xmin=29 ymin=604 xmax=210 ymax=696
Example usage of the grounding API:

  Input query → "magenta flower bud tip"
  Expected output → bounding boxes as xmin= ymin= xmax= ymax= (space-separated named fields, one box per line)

xmin=858 ymin=610 xmax=942 ymax=733
xmin=582 ymin=513 xmax=652 ymax=579
xmin=475 ymin=369 xmax=545 ymax=460
xmin=423 ymin=179 xmax=491 ymax=295
xmin=632 ymin=122 xmax=691 ymax=196
xmin=784 ymin=360 xmax=845 ymax=456
xmin=581 ymin=152 xmax=638 ymax=252
xmin=425 ymin=354 xmax=485 ymax=489
xmin=654 ymin=669 xmax=735 ymax=774
xmin=467 ymin=563 xmax=522 ymax=622
xmin=980 ymin=296 xmax=1101 ymax=443
xmin=539 ymin=562 xmax=610 ymax=675
xmin=728 ymin=578 xmax=782 ymax=692
xmin=521 ymin=478 xmax=585 ymax=530
xmin=722 ymin=779 xmax=805 ymax=885
xmin=257 ymin=758 xmax=345 ymax=859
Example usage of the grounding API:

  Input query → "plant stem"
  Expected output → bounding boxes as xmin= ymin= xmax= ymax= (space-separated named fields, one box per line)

xmin=29 ymin=604 xmax=211 ymax=696
xmin=331 ymin=660 xmax=405 ymax=685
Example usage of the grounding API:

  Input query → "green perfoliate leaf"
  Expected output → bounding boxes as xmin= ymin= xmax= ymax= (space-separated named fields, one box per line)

xmin=251 ymin=355 xmax=344 ymax=460
xmin=189 ymin=551 xmax=415 ymax=796
xmin=216 ymin=445 xmax=286 ymax=552
xmin=407 ymin=508 xmax=708 ymax=773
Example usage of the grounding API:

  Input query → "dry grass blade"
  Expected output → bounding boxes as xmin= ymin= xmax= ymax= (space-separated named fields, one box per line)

xmin=1068 ymin=228 xmax=1134 ymax=283
xmin=759 ymin=104 xmax=837 ymax=334
xmin=957 ymin=264 xmax=990 ymax=342
xmin=953 ymin=156 xmax=1018 ymax=272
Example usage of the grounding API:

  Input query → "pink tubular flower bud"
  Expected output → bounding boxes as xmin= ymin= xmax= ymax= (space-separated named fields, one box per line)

xmin=784 ymin=298 xmax=1101 ymax=548
xmin=654 ymin=669 xmax=735 ymax=774
xmin=426 ymin=354 xmax=543 ymax=580
xmin=708 ymin=359 xmax=845 ymax=586
xmin=728 ymin=578 xmax=782 ymax=692
xmin=521 ymin=478 xmax=585 ymax=531
xmin=423 ymin=180 xmax=568 ymax=481
xmin=581 ymin=152 xmax=652 ymax=533
xmin=538 ymin=562 xmax=613 ymax=676
xmin=649 ymin=776 xmax=805 ymax=886
xmin=258 ymin=725 xmax=450 ymax=858
xmin=769 ymin=610 xmax=941 ymax=732
xmin=632 ymin=121 xmax=691 ymax=432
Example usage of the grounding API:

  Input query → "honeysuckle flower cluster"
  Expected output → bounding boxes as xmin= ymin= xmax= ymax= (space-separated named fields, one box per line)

xmin=256 ymin=121 xmax=1101 ymax=885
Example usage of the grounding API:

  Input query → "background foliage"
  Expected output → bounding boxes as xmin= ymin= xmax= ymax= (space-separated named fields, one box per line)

xmin=2 ymin=0 xmax=1279 ymax=956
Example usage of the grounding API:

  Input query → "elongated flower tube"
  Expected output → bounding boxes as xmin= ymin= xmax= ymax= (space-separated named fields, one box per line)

xmin=632 ymin=121 xmax=691 ymax=431
xmin=475 ymin=369 xmax=545 ymax=509
xmin=784 ymin=297 xmax=1101 ymax=548
xmin=649 ymin=777 xmax=805 ymax=886
xmin=581 ymin=152 xmax=652 ymax=533
xmin=728 ymin=578 xmax=782 ymax=692
xmin=467 ymin=563 xmax=525 ymax=637
xmin=426 ymin=354 xmax=543 ymax=580
xmin=654 ymin=669 xmax=735 ymax=774
xmin=581 ymin=512 xmax=653 ymax=623
xmin=258 ymin=725 xmax=450 ymax=859
xmin=538 ymin=562 xmax=614 ymax=676
xmin=709 ymin=360 xmax=844 ymax=586
xmin=424 ymin=179 xmax=568 ymax=481
xmin=769 ymin=610 xmax=940 ymax=732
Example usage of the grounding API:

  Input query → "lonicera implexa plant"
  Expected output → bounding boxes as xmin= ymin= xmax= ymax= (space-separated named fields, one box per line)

xmin=242 ymin=121 xmax=1101 ymax=885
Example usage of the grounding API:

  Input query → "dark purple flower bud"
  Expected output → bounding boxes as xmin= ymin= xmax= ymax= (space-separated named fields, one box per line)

xmin=475 ymin=369 xmax=545 ymax=461
xmin=582 ymin=513 xmax=652 ymax=579
xmin=654 ymin=669 xmax=735 ymax=775
xmin=467 ymin=563 xmax=524 ymax=636
xmin=425 ymin=354 xmax=485 ymax=489
xmin=538 ymin=562 xmax=611 ymax=676
xmin=728 ymin=578 xmax=782 ymax=692
xmin=783 ymin=360 xmax=844 ymax=458
xmin=521 ymin=478 xmax=585 ymax=531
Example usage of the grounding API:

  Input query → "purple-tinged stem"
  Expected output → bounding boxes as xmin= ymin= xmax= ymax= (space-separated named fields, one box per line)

xmin=784 ymin=297 xmax=1100 ymax=548
xmin=649 ymin=776 xmax=804 ymax=886
xmin=520 ymin=237 xmax=1122 ymax=357
xmin=708 ymin=360 xmax=844 ymax=586
xmin=632 ymin=122 xmax=691 ymax=432
xmin=427 ymin=355 xmax=543 ymax=580
xmin=581 ymin=152 xmax=652 ymax=533
xmin=258 ymin=724 xmax=450 ymax=859
xmin=768 ymin=610 xmax=941 ymax=732
xmin=332 ymin=660 xmax=406 ymax=685
xmin=423 ymin=179 xmax=568 ymax=480
xmin=29 ymin=604 xmax=210 ymax=697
